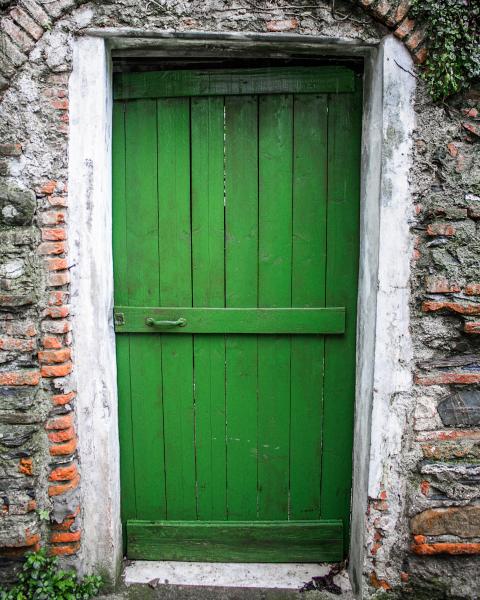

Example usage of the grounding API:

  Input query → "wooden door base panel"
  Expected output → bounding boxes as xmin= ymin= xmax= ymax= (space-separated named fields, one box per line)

xmin=127 ymin=520 xmax=343 ymax=562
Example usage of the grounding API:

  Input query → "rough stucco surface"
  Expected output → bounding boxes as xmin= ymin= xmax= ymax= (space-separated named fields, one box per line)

xmin=0 ymin=0 xmax=479 ymax=598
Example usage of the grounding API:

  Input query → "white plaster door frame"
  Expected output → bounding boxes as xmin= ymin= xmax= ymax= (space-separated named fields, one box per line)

xmin=68 ymin=32 xmax=415 ymax=597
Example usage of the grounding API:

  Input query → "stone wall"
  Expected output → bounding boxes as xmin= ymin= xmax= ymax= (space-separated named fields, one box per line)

xmin=0 ymin=0 xmax=479 ymax=597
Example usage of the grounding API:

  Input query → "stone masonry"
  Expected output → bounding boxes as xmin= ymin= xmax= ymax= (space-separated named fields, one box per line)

xmin=0 ymin=0 xmax=479 ymax=597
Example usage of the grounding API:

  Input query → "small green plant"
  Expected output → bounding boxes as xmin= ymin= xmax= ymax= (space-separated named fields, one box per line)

xmin=410 ymin=0 xmax=479 ymax=101
xmin=0 ymin=549 xmax=102 ymax=600
xmin=37 ymin=509 xmax=50 ymax=523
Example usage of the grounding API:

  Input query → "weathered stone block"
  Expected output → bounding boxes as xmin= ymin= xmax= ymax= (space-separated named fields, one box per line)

xmin=438 ymin=390 xmax=480 ymax=427
xmin=411 ymin=506 xmax=480 ymax=537
xmin=0 ymin=183 xmax=35 ymax=227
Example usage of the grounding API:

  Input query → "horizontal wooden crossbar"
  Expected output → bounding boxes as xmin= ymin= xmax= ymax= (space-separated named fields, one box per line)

xmin=127 ymin=520 xmax=344 ymax=562
xmin=114 ymin=306 xmax=345 ymax=334
xmin=113 ymin=66 xmax=355 ymax=99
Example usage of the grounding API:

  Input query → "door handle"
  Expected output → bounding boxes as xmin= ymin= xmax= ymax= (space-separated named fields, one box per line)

xmin=145 ymin=317 xmax=187 ymax=328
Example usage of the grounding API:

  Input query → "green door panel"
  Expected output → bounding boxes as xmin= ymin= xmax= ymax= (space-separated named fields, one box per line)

xmin=112 ymin=66 xmax=362 ymax=562
xmin=127 ymin=520 xmax=343 ymax=562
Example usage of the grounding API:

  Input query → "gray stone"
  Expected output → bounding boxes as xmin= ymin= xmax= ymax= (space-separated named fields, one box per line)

xmin=0 ymin=183 xmax=36 ymax=226
xmin=438 ymin=390 xmax=480 ymax=427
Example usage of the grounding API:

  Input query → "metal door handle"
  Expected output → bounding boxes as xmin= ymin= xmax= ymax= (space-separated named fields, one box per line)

xmin=145 ymin=317 xmax=187 ymax=328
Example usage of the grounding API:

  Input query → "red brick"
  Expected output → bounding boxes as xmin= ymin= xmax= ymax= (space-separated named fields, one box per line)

xmin=49 ymin=542 xmax=80 ymax=556
xmin=18 ymin=457 xmax=32 ymax=476
xmin=51 ymin=517 xmax=75 ymax=531
xmin=266 ymin=18 xmax=299 ymax=32
xmin=45 ymin=257 xmax=68 ymax=271
xmin=372 ymin=0 xmax=391 ymax=20
xmin=19 ymin=0 xmax=51 ymax=28
xmin=49 ymin=437 xmax=78 ymax=457
xmin=422 ymin=301 xmax=480 ymax=316
xmin=46 ymin=413 xmax=73 ymax=430
xmin=50 ymin=530 xmax=81 ymax=544
xmin=393 ymin=0 xmax=411 ymax=25
xmin=41 ymin=319 xmax=71 ymax=334
xmin=417 ymin=429 xmax=480 ymax=442
xmin=424 ymin=276 xmax=460 ymax=294
xmin=405 ymin=27 xmax=425 ymax=51
xmin=0 ymin=370 xmax=40 ymax=386
xmin=413 ymin=46 xmax=427 ymax=65
xmin=41 ymin=361 xmax=73 ymax=378
xmin=1 ymin=531 xmax=40 ymax=551
xmin=420 ymin=480 xmax=430 ymax=496
xmin=412 ymin=542 xmax=480 ymax=556
xmin=38 ymin=241 xmax=65 ymax=255
xmin=10 ymin=6 xmax=43 ymax=39
xmin=0 ymin=143 xmax=22 ymax=156
xmin=48 ymin=426 xmax=75 ymax=443
xmin=370 ymin=571 xmax=391 ymax=591
xmin=42 ymin=228 xmax=66 ymax=241
xmin=394 ymin=17 xmax=415 ymax=39
xmin=48 ymin=195 xmax=67 ymax=207
xmin=463 ymin=122 xmax=480 ymax=138
xmin=47 ymin=271 xmax=70 ymax=287
xmin=48 ymin=473 xmax=79 ymax=496
xmin=447 ymin=143 xmax=459 ymax=157
xmin=40 ymin=180 xmax=57 ymax=195
xmin=40 ymin=210 xmax=66 ymax=226
xmin=415 ymin=372 xmax=480 ymax=385
xmin=2 ymin=18 xmax=34 ymax=52
xmin=38 ymin=348 xmax=71 ymax=364
xmin=42 ymin=305 xmax=69 ymax=319
xmin=426 ymin=223 xmax=455 ymax=237
xmin=0 ymin=337 xmax=35 ymax=351
xmin=49 ymin=463 xmax=78 ymax=482
xmin=465 ymin=322 xmax=480 ymax=334
xmin=51 ymin=98 xmax=68 ymax=110
xmin=42 ymin=336 xmax=62 ymax=349
xmin=413 ymin=535 xmax=426 ymax=545
xmin=465 ymin=284 xmax=480 ymax=296
xmin=52 ymin=391 xmax=76 ymax=406
xmin=48 ymin=291 xmax=68 ymax=305
xmin=464 ymin=107 xmax=478 ymax=118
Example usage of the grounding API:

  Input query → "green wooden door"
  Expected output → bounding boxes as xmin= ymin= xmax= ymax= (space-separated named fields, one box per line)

xmin=112 ymin=66 xmax=362 ymax=562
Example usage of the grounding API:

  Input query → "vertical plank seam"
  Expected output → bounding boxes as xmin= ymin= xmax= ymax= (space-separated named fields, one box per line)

xmin=156 ymin=99 xmax=168 ymax=520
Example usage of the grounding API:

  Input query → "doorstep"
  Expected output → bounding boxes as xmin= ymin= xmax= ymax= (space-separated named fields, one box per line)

xmin=97 ymin=561 xmax=354 ymax=599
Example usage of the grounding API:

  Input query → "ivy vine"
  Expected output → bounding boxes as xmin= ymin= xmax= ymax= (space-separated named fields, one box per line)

xmin=410 ymin=0 xmax=479 ymax=101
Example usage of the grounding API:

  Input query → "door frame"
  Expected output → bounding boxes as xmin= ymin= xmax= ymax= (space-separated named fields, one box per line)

xmin=68 ymin=32 xmax=416 ymax=596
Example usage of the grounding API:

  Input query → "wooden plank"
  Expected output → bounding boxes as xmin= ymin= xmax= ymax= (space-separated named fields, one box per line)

xmin=257 ymin=94 xmax=292 ymax=519
xmin=157 ymin=97 xmax=196 ymax=520
xmin=124 ymin=99 xmax=166 ymax=521
xmin=224 ymin=95 xmax=258 ymax=520
xmin=114 ymin=306 xmax=346 ymax=334
xmin=114 ymin=67 xmax=355 ymax=100
xmin=290 ymin=94 xmax=328 ymax=520
xmin=112 ymin=102 xmax=136 ymax=544
xmin=322 ymin=80 xmax=362 ymax=552
xmin=127 ymin=520 xmax=343 ymax=562
xmin=191 ymin=96 xmax=227 ymax=520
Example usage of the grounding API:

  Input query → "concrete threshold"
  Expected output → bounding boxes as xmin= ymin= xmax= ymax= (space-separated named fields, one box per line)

xmin=123 ymin=561 xmax=353 ymax=592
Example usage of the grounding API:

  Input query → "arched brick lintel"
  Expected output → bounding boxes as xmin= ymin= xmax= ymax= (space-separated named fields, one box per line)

xmin=0 ymin=0 xmax=425 ymax=96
